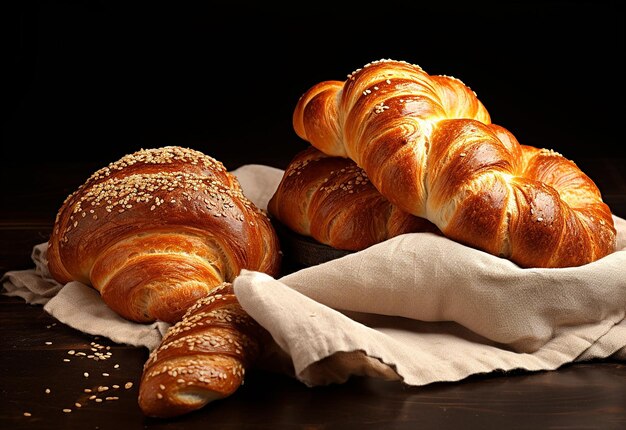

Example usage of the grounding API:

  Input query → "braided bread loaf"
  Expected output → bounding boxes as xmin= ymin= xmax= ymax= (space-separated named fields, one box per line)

xmin=268 ymin=145 xmax=439 ymax=251
xmin=47 ymin=146 xmax=281 ymax=323
xmin=292 ymin=59 xmax=616 ymax=268
xmin=138 ymin=282 xmax=266 ymax=418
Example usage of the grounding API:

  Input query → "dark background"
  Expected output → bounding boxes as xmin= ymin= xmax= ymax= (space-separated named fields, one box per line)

xmin=3 ymin=1 xmax=624 ymax=189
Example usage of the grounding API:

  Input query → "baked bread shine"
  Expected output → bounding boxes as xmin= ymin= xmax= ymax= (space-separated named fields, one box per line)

xmin=47 ymin=146 xmax=282 ymax=417
xmin=47 ymin=145 xmax=281 ymax=323
xmin=138 ymin=282 xmax=266 ymax=418
xmin=292 ymin=59 xmax=616 ymax=268
xmin=268 ymin=146 xmax=439 ymax=251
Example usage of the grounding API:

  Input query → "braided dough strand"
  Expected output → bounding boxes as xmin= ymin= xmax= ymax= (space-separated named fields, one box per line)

xmin=293 ymin=59 xmax=615 ymax=268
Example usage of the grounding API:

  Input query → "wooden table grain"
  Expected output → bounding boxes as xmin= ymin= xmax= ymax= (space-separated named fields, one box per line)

xmin=1 ymin=157 xmax=625 ymax=430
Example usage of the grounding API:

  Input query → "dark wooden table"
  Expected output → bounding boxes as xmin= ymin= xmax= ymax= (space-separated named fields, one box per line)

xmin=1 ymin=157 xmax=625 ymax=430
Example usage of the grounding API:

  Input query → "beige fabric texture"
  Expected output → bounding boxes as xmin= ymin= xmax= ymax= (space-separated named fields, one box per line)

xmin=2 ymin=163 xmax=625 ymax=388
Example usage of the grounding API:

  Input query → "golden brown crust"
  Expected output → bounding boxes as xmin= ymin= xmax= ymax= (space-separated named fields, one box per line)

xmin=268 ymin=146 xmax=439 ymax=251
xmin=138 ymin=282 xmax=265 ymax=418
xmin=47 ymin=146 xmax=281 ymax=323
xmin=292 ymin=59 xmax=616 ymax=268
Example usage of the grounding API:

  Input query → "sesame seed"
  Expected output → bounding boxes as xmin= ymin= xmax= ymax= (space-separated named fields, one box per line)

xmin=23 ymin=412 xmax=32 ymax=417
xmin=63 ymin=409 xmax=72 ymax=413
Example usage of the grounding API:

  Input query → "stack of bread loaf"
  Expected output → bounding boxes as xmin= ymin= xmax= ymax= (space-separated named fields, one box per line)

xmin=47 ymin=146 xmax=281 ymax=417
xmin=46 ymin=59 xmax=616 ymax=418
xmin=271 ymin=59 xmax=616 ymax=269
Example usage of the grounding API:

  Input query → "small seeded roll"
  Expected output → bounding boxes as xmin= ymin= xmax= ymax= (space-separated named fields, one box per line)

xmin=138 ymin=282 xmax=266 ymax=418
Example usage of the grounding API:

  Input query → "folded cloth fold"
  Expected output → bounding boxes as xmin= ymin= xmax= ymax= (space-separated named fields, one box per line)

xmin=2 ymin=242 xmax=170 ymax=351
xmin=2 ymin=163 xmax=625 ymax=389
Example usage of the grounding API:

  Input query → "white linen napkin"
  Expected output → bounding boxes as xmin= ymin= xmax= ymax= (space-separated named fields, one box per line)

xmin=2 ymin=163 xmax=625 ymax=388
